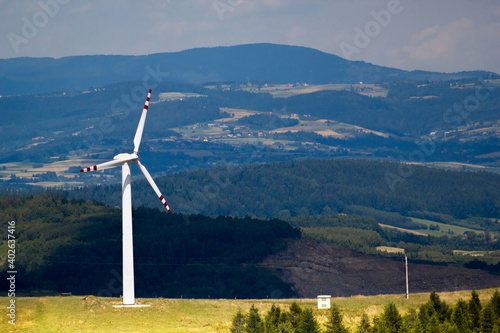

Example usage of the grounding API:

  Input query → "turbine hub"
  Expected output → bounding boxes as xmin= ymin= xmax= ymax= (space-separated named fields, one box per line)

xmin=113 ymin=153 xmax=138 ymax=161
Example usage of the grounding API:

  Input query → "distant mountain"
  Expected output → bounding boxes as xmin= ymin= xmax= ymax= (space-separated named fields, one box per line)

xmin=0 ymin=43 xmax=491 ymax=95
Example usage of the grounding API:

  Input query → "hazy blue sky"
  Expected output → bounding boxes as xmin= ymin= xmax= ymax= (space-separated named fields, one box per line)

xmin=1 ymin=0 xmax=499 ymax=73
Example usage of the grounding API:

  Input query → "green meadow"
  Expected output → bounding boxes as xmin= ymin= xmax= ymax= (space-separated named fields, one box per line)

xmin=2 ymin=288 xmax=498 ymax=332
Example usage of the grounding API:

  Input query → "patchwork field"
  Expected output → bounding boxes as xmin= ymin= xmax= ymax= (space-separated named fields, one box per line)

xmin=0 ymin=158 xmax=113 ymax=188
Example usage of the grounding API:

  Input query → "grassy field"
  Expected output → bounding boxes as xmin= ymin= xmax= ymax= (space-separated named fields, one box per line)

xmin=409 ymin=217 xmax=484 ymax=237
xmin=158 ymin=92 xmax=206 ymax=101
xmin=241 ymin=83 xmax=388 ymax=98
xmin=376 ymin=246 xmax=405 ymax=254
xmin=2 ymin=289 xmax=499 ymax=332
xmin=380 ymin=217 xmax=489 ymax=239
xmin=217 ymin=108 xmax=265 ymax=122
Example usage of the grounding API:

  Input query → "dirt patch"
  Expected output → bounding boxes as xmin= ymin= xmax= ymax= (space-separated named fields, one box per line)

xmin=259 ymin=239 xmax=500 ymax=298
xmin=379 ymin=223 xmax=428 ymax=236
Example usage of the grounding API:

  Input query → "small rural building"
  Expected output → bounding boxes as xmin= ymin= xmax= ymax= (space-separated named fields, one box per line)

xmin=317 ymin=295 xmax=331 ymax=309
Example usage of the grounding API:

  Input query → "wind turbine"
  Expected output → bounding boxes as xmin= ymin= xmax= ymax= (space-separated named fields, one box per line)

xmin=80 ymin=88 xmax=171 ymax=306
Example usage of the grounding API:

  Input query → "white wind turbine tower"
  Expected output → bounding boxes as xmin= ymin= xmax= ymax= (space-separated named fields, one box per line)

xmin=80 ymin=88 xmax=171 ymax=306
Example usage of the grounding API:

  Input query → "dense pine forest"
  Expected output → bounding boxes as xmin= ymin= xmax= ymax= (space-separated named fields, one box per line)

xmin=70 ymin=159 xmax=500 ymax=223
xmin=0 ymin=193 xmax=299 ymax=298
xmin=1 ymin=183 xmax=500 ymax=298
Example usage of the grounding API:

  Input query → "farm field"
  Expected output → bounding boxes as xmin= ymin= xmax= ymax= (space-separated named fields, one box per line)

xmin=239 ymin=83 xmax=389 ymax=98
xmin=0 ymin=159 xmax=113 ymax=188
xmin=409 ymin=217 xmax=486 ymax=237
xmin=217 ymin=107 xmax=265 ymax=121
xmin=376 ymin=246 xmax=406 ymax=254
xmin=158 ymin=92 xmax=206 ymax=101
xmin=175 ymin=106 xmax=392 ymax=144
xmin=379 ymin=217 xmax=488 ymax=238
xmin=271 ymin=119 xmax=351 ymax=138
xmin=2 ymin=289 xmax=498 ymax=332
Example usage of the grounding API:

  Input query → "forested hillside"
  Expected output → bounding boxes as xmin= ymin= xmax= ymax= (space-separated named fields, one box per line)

xmin=70 ymin=159 xmax=500 ymax=224
xmin=0 ymin=43 xmax=484 ymax=95
xmin=0 ymin=193 xmax=299 ymax=298
xmin=1 ymin=192 xmax=499 ymax=299
xmin=1 ymin=75 xmax=499 ymax=187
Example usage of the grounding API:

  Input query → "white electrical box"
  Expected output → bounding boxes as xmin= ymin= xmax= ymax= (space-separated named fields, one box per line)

xmin=317 ymin=295 xmax=331 ymax=309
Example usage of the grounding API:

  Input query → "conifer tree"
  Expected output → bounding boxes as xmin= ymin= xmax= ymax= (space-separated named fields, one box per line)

xmin=452 ymin=299 xmax=470 ymax=332
xmin=276 ymin=322 xmax=295 ymax=333
xmin=264 ymin=304 xmax=282 ymax=333
xmin=426 ymin=313 xmax=440 ymax=333
xmin=288 ymin=302 xmax=303 ymax=330
xmin=325 ymin=303 xmax=348 ymax=333
xmin=416 ymin=302 xmax=435 ymax=332
xmin=382 ymin=303 xmax=402 ymax=333
xmin=428 ymin=290 xmax=451 ymax=323
xmin=298 ymin=308 xmax=320 ymax=333
xmin=246 ymin=305 xmax=264 ymax=333
xmin=356 ymin=313 xmax=371 ymax=333
xmin=469 ymin=289 xmax=482 ymax=331
xmin=401 ymin=308 xmax=418 ymax=333
xmin=488 ymin=290 xmax=500 ymax=319
xmin=481 ymin=305 xmax=495 ymax=333
xmin=231 ymin=308 xmax=246 ymax=333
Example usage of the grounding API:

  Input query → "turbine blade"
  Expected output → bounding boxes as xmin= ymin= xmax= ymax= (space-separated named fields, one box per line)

xmin=135 ymin=160 xmax=172 ymax=213
xmin=133 ymin=88 xmax=151 ymax=154
xmin=80 ymin=159 xmax=125 ymax=172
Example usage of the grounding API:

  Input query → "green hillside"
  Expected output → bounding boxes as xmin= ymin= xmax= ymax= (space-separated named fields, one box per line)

xmin=2 ymin=190 xmax=499 ymax=300
xmin=1 ymin=75 xmax=499 ymax=190
xmin=0 ymin=193 xmax=299 ymax=299
xmin=0 ymin=43 xmax=484 ymax=95
xmin=70 ymin=159 xmax=500 ymax=223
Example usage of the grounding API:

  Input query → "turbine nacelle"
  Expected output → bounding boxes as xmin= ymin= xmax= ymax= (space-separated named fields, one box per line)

xmin=113 ymin=153 xmax=138 ymax=161
xmin=79 ymin=88 xmax=170 ymax=214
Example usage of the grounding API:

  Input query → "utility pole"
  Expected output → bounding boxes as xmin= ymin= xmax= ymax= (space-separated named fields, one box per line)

xmin=405 ymin=254 xmax=409 ymax=299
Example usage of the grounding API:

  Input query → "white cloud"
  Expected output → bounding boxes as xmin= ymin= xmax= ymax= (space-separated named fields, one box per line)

xmin=0 ymin=0 xmax=499 ymax=73
xmin=404 ymin=18 xmax=474 ymax=62
xmin=399 ymin=16 xmax=500 ymax=72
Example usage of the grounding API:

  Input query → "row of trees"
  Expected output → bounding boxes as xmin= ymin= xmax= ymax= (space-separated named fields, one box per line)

xmin=231 ymin=290 xmax=500 ymax=332
xmin=366 ymin=290 xmax=500 ymax=333
xmin=231 ymin=302 xmax=342 ymax=333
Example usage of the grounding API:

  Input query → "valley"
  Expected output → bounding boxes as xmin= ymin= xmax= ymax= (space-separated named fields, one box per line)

xmin=1 ymin=44 xmax=500 ymax=324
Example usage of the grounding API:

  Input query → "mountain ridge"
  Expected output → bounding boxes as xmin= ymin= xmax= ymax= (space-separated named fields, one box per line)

xmin=0 ymin=43 xmax=492 ymax=95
